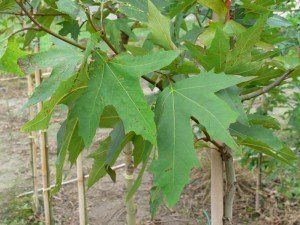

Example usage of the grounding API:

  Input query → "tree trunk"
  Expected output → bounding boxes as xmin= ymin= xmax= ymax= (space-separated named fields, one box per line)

xmin=223 ymin=147 xmax=236 ymax=225
xmin=255 ymin=153 xmax=262 ymax=213
xmin=77 ymin=153 xmax=88 ymax=225
xmin=211 ymin=149 xmax=224 ymax=225
xmin=34 ymin=39 xmax=52 ymax=225
xmin=124 ymin=143 xmax=136 ymax=225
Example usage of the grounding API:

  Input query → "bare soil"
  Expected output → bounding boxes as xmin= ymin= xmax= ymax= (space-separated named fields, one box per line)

xmin=0 ymin=77 xmax=299 ymax=225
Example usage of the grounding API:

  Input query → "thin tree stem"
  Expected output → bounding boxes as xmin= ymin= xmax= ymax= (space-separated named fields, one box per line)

xmin=0 ymin=11 xmax=66 ymax=16
xmin=255 ymin=153 xmax=262 ymax=213
xmin=223 ymin=147 xmax=236 ymax=225
xmin=124 ymin=143 xmax=137 ymax=225
xmin=15 ymin=0 xmax=86 ymax=50
xmin=241 ymin=70 xmax=293 ymax=101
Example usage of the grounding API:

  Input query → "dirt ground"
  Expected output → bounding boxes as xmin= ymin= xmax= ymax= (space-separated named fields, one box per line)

xmin=0 ymin=76 xmax=299 ymax=225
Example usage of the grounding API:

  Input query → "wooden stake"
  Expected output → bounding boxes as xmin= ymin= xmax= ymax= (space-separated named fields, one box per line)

xmin=124 ymin=143 xmax=136 ymax=225
xmin=210 ymin=150 xmax=224 ymax=225
xmin=27 ymin=73 xmax=40 ymax=213
xmin=76 ymin=153 xmax=88 ymax=225
xmin=210 ymin=12 xmax=224 ymax=225
xmin=34 ymin=39 xmax=52 ymax=225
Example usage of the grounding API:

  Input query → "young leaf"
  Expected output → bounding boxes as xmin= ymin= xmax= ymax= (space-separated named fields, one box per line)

xmin=0 ymin=38 xmax=26 ymax=76
xmin=88 ymin=123 xmax=135 ymax=187
xmin=72 ymin=50 xmax=180 ymax=147
xmin=230 ymin=123 xmax=296 ymax=164
xmin=151 ymin=72 xmax=252 ymax=206
xmin=197 ymin=0 xmax=227 ymax=19
xmin=87 ymin=137 xmax=111 ymax=188
xmin=225 ymin=15 xmax=268 ymax=72
xmin=197 ymin=28 xmax=230 ymax=73
xmin=166 ymin=0 xmax=197 ymax=18
xmin=148 ymin=0 xmax=176 ymax=50
xmin=126 ymin=139 xmax=152 ymax=201
xmin=21 ymin=73 xmax=87 ymax=132
xmin=20 ymin=46 xmax=83 ymax=108
xmin=132 ymin=136 xmax=152 ymax=167
xmin=217 ymin=87 xmax=249 ymax=126
xmin=52 ymin=117 xmax=84 ymax=195
xmin=118 ymin=0 xmax=169 ymax=22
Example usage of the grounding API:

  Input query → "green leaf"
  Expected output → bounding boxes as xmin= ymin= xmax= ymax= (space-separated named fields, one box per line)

xmin=166 ymin=0 xmax=197 ymax=18
xmin=0 ymin=0 xmax=17 ymax=11
xmin=88 ymin=123 xmax=134 ymax=187
xmin=248 ymin=113 xmax=280 ymax=130
xmin=72 ymin=50 xmax=180 ymax=146
xmin=105 ymin=18 xmax=136 ymax=52
xmin=20 ymin=46 xmax=83 ymax=108
xmin=99 ymin=106 xmax=120 ymax=128
xmin=217 ymin=87 xmax=249 ymax=126
xmin=230 ymin=123 xmax=296 ymax=164
xmin=56 ymin=0 xmax=82 ymax=20
xmin=148 ymin=0 xmax=176 ymax=50
xmin=58 ymin=19 xmax=80 ymax=40
xmin=0 ymin=38 xmax=26 ymax=76
xmin=24 ymin=11 xmax=55 ymax=47
xmin=87 ymin=137 xmax=111 ymax=188
xmin=197 ymin=28 xmax=229 ymax=73
xmin=225 ymin=15 xmax=268 ymax=72
xmin=197 ymin=0 xmax=227 ymax=19
xmin=105 ymin=122 xmax=134 ymax=165
xmin=151 ymin=72 xmax=251 ymax=206
xmin=52 ymin=117 xmax=84 ymax=195
xmin=126 ymin=138 xmax=152 ymax=201
xmin=21 ymin=73 xmax=87 ymax=132
xmin=132 ymin=136 xmax=152 ymax=167
xmin=150 ymin=186 xmax=163 ymax=218
xmin=118 ymin=0 xmax=169 ymax=22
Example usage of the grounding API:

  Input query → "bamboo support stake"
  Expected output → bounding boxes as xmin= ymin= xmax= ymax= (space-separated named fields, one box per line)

xmin=27 ymin=73 xmax=40 ymax=213
xmin=76 ymin=153 xmax=88 ymax=225
xmin=211 ymin=149 xmax=224 ymax=225
xmin=18 ymin=163 xmax=125 ymax=197
xmin=34 ymin=39 xmax=52 ymax=225
xmin=124 ymin=143 xmax=137 ymax=225
xmin=210 ymin=11 xmax=224 ymax=225
xmin=22 ymin=17 xmax=39 ymax=214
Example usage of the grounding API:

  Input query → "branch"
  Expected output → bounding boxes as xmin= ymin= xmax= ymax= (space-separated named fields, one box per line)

xmin=0 ymin=11 xmax=66 ymax=16
xmin=82 ymin=5 xmax=119 ymax=54
xmin=10 ymin=26 xmax=40 ymax=36
xmin=15 ymin=0 xmax=86 ymax=50
xmin=241 ymin=70 xmax=293 ymax=101
xmin=17 ymin=0 xmax=161 ymax=90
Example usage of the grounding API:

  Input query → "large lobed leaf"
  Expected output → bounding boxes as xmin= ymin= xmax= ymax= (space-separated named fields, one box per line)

xmin=19 ymin=46 xmax=83 ymax=108
xmin=72 ymin=50 xmax=180 ymax=147
xmin=147 ymin=0 xmax=176 ymax=50
xmin=151 ymin=71 xmax=252 ymax=206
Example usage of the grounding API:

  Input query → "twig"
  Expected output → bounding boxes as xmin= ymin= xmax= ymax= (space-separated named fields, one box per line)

xmin=15 ymin=0 xmax=86 ymax=50
xmin=83 ymin=5 xmax=119 ymax=54
xmin=10 ymin=26 xmax=40 ymax=37
xmin=17 ymin=163 xmax=126 ymax=197
xmin=0 ymin=11 xmax=66 ymax=16
xmin=0 ymin=77 xmax=26 ymax=81
xmin=241 ymin=70 xmax=293 ymax=101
